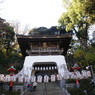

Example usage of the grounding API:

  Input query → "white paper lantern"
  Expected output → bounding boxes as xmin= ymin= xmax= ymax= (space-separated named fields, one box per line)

xmin=79 ymin=74 xmax=84 ymax=79
xmin=0 ymin=74 xmax=4 ymax=81
xmin=27 ymin=78 xmax=30 ymax=83
xmin=64 ymin=74 xmax=69 ymax=79
xmin=41 ymin=67 xmax=42 ymax=70
xmin=70 ymin=72 xmax=75 ymax=79
xmin=10 ymin=76 xmax=13 ymax=81
xmin=86 ymin=71 xmax=91 ymax=77
xmin=44 ymin=75 xmax=49 ymax=82
xmin=12 ymin=76 xmax=16 ymax=82
xmin=46 ymin=67 xmax=48 ymax=70
xmin=75 ymin=71 xmax=81 ymax=79
xmin=3 ymin=77 xmax=7 ymax=82
xmin=81 ymin=70 xmax=87 ymax=78
xmin=31 ymin=76 xmax=36 ymax=82
xmin=37 ymin=75 xmax=42 ymax=83
xmin=54 ymin=66 xmax=57 ymax=69
xmin=35 ymin=67 xmax=37 ymax=70
xmin=52 ymin=66 xmax=54 ymax=70
xmin=5 ymin=75 xmax=10 ymax=82
xmin=57 ymin=74 xmax=62 ymax=80
xmin=49 ymin=67 xmax=51 ymax=70
xmin=73 ymin=75 xmax=77 ymax=79
xmin=18 ymin=77 xmax=23 ymax=83
xmin=51 ymin=74 xmax=56 ymax=82
xmin=37 ymin=67 xmax=39 ymax=70
xmin=43 ymin=67 xmax=45 ymax=70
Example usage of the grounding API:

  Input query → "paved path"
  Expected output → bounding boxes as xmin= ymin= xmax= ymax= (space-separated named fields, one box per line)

xmin=24 ymin=82 xmax=68 ymax=95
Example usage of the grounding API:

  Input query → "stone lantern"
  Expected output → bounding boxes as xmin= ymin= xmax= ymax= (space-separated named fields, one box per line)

xmin=72 ymin=63 xmax=80 ymax=88
xmin=7 ymin=66 xmax=16 ymax=76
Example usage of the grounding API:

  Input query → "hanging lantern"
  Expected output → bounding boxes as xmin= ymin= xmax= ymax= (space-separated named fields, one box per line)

xmin=44 ymin=75 xmax=49 ymax=82
xmin=51 ymin=74 xmax=56 ymax=82
xmin=75 ymin=71 xmax=81 ymax=79
xmin=10 ymin=76 xmax=13 ymax=81
xmin=70 ymin=72 xmax=75 ymax=79
xmin=37 ymin=67 xmax=39 ymax=70
xmin=12 ymin=76 xmax=16 ymax=82
xmin=3 ymin=77 xmax=7 ymax=82
xmin=41 ymin=67 xmax=42 ymax=70
xmin=37 ymin=75 xmax=42 ymax=83
xmin=5 ymin=75 xmax=10 ymax=82
xmin=57 ymin=74 xmax=62 ymax=80
xmin=31 ymin=76 xmax=36 ymax=82
xmin=49 ymin=67 xmax=51 ymax=70
xmin=35 ymin=67 xmax=37 ymax=70
xmin=0 ymin=74 xmax=4 ymax=81
xmin=79 ymin=74 xmax=84 ymax=79
xmin=43 ymin=67 xmax=45 ymax=70
xmin=64 ymin=73 xmax=69 ymax=79
xmin=86 ymin=71 xmax=91 ymax=77
xmin=18 ymin=77 xmax=23 ymax=83
xmin=73 ymin=75 xmax=77 ymax=79
xmin=81 ymin=70 xmax=87 ymax=78
xmin=52 ymin=66 xmax=54 ymax=70
xmin=54 ymin=66 xmax=57 ymax=69
xmin=46 ymin=67 xmax=48 ymax=70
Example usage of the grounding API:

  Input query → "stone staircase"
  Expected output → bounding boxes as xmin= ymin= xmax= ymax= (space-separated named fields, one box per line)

xmin=24 ymin=81 xmax=69 ymax=95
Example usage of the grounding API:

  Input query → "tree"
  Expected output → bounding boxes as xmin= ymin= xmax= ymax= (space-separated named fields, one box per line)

xmin=73 ymin=47 xmax=95 ymax=68
xmin=28 ymin=27 xmax=48 ymax=35
xmin=58 ymin=0 xmax=95 ymax=49
xmin=28 ymin=26 xmax=72 ymax=36
xmin=0 ymin=18 xmax=15 ymax=56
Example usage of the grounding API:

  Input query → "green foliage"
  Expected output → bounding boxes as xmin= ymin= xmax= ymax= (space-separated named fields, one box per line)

xmin=0 ymin=50 xmax=23 ymax=73
xmin=68 ymin=79 xmax=95 ymax=95
xmin=73 ymin=47 xmax=95 ymax=67
xmin=28 ymin=26 xmax=72 ymax=36
xmin=68 ymin=88 xmax=85 ymax=95
xmin=59 ymin=0 xmax=95 ymax=49
xmin=28 ymin=26 xmax=59 ymax=36
xmin=66 ymin=79 xmax=75 ymax=83
xmin=0 ymin=17 xmax=23 ymax=73
xmin=0 ymin=18 xmax=15 ymax=56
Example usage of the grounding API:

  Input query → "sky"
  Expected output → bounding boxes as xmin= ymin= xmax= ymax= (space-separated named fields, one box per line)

xmin=0 ymin=0 xmax=65 ymax=30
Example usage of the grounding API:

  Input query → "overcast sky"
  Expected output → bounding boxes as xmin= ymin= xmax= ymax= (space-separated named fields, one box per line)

xmin=0 ymin=0 xmax=65 ymax=30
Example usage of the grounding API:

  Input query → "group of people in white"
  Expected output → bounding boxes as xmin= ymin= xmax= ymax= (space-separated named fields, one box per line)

xmin=0 ymin=70 xmax=91 ymax=83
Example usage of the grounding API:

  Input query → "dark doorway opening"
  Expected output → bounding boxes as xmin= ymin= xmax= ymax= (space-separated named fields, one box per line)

xmin=32 ymin=62 xmax=58 ymax=76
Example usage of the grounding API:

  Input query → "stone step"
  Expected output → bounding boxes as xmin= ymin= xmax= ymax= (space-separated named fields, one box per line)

xmin=24 ymin=82 xmax=68 ymax=95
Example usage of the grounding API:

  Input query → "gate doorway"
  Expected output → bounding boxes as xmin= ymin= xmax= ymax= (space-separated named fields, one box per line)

xmin=32 ymin=62 xmax=58 ymax=76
